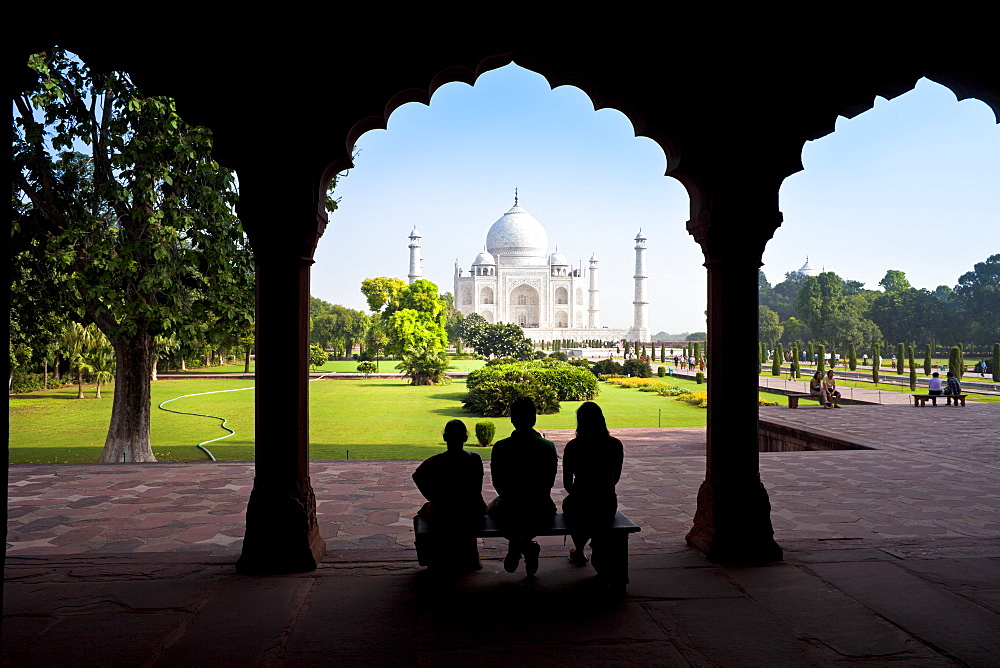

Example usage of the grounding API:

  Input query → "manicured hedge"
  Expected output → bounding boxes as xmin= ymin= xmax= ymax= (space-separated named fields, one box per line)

xmin=463 ymin=359 xmax=600 ymax=417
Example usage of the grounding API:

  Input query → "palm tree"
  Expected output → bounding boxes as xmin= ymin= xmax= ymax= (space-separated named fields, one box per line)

xmin=62 ymin=322 xmax=96 ymax=399
xmin=396 ymin=346 xmax=453 ymax=386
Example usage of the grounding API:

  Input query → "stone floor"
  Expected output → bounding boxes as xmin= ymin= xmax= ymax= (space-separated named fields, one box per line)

xmin=5 ymin=404 xmax=999 ymax=665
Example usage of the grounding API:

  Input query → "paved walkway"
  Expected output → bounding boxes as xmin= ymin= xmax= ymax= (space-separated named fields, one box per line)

xmin=6 ymin=404 xmax=999 ymax=664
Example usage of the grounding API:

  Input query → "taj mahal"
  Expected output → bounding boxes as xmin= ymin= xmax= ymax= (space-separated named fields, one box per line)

xmin=406 ymin=195 xmax=650 ymax=344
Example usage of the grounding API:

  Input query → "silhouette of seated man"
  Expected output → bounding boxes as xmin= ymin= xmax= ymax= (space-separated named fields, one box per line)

xmin=413 ymin=420 xmax=487 ymax=572
xmin=486 ymin=397 xmax=557 ymax=576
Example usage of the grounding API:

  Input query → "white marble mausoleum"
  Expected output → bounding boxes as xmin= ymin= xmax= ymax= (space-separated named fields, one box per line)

xmin=407 ymin=196 xmax=650 ymax=344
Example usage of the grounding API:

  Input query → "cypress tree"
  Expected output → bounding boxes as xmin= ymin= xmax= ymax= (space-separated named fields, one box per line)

xmin=817 ymin=344 xmax=826 ymax=374
xmin=807 ymin=342 xmax=814 ymax=367
xmin=872 ymin=344 xmax=880 ymax=384
xmin=772 ymin=343 xmax=783 ymax=376
xmin=791 ymin=343 xmax=800 ymax=379
xmin=992 ymin=343 xmax=999 ymax=382
xmin=660 ymin=342 xmax=666 ymax=363
xmin=896 ymin=343 xmax=905 ymax=375
xmin=693 ymin=342 xmax=701 ymax=362
xmin=957 ymin=344 xmax=965 ymax=379
xmin=923 ymin=344 xmax=932 ymax=376
xmin=948 ymin=346 xmax=962 ymax=379
xmin=624 ymin=341 xmax=630 ymax=357
xmin=757 ymin=346 xmax=762 ymax=375
xmin=908 ymin=345 xmax=917 ymax=391
xmin=848 ymin=342 xmax=857 ymax=371
xmin=641 ymin=342 xmax=647 ymax=359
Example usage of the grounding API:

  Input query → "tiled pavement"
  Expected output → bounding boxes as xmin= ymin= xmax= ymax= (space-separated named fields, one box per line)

xmin=7 ymin=406 xmax=999 ymax=556
xmin=5 ymin=404 xmax=999 ymax=665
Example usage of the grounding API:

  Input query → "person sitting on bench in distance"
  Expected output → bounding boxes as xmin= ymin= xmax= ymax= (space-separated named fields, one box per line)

xmin=487 ymin=397 xmax=557 ymax=576
xmin=413 ymin=420 xmax=487 ymax=572
xmin=823 ymin=370 xmax=842 ymax=408
xmin=943 ymin=371 xmax=962 ymax=406
xmin=562 ymin=401 xmax=624 ymax=573
xmin=927 ymin=371 xmax=944 ymax=405
xmin=809 ymin=371 xmax=829 ymax=407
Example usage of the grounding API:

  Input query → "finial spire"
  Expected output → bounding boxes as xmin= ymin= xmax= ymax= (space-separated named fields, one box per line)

xmin=514 ymin=187 xmax=518 ymax=206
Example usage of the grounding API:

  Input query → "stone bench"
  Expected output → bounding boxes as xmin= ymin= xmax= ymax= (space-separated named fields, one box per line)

xmin=911 ymin=394 xmax=968 ymax=407
xmin=786 ymin=393 xmax=815 ymax=408
xmin=414 ymin=511 xmax=641 ymax=583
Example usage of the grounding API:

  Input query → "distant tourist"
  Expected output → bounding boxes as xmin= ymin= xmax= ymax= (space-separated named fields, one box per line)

xmin=824 ymin=370 xmax=842 ymax=408
xmin=927 ymin=372 xmax=943 ymax=406
xmin=943 ymin=371 xmax=962 ymax=406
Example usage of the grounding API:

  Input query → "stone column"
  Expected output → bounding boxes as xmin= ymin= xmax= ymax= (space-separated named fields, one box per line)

xmin=407 ymin=227 xmax=422 ymax=284
xmin=235 ymin=168 xmax=326 ymax=574
xmin=631 ymin=231 xmax=649 ymax=341
xmin=684 ymin=179 xmax=783 ymax=563
xmin=588 ymin=254 xmax=600 ymax=328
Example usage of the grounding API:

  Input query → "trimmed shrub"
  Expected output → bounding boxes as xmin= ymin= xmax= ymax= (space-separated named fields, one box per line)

xmin=475 ymin=421 xmax=496 ymax=447
xmin=924 ymin=344 xmax=932 ymax=376
xmin=548 ymin=351 xmax=569 ymax=362
xmin=848 ymin=342 xmax=857 ymax=371
xmin=569 ymin=358 xmax=591 ymax=369
xmin=657 ymin=365 xmax=666 ymax=377
xmin=463 ymin=359 xmax=599 ymax=417
xmin=591 ymin=359 xmax=623 ymax=376
xmin=622 ymin=358 xmax=652 ymax=378
xmin=532 ymin=349 xmax=548 ymax=360
xmin=897 ymin=343 xmax=905 ymax=375
xmin=993 ymin=343 xmax=999 ymax=382
xmin=948 ymin=346 xmax=963 ymax=379
xmin=356 ymin=361 xmax=377 ymax=376
xmin=695 ymin=371 xmax=704 ymax=384
xmin=656 ymin=385 xmax=692 ymax=396
xmin=908 ymin=345 xmax=917 ymax=391
xmin=872 ymin=344 xmax=880 ymax=384
xmin=771 ymin=343 xmax=783 ymax=376
xmin=817 ymin=344 xmax=826 ymax=374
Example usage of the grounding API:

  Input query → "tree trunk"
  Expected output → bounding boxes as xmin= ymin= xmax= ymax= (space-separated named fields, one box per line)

xmin=181 ymin=357 xmax=187 ymax=371
xmin=245 ymin=346 xmax=252 ymax=373
xmin=76 ymin=368 xmax=85 ymax=399
xmin=95 ymin=380 xmax=102 ymax=399
xmin=44 ymin=359 xmax=48 ymax=389
xmin=151 ymin=357 xmax=158 ymax=381
xmin=99 ymin=332 xmax=157 ymax=462
xmin=54 ymin=354 xmax=61 ymax=382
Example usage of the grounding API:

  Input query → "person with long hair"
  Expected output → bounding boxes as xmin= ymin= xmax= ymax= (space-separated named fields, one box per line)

xmin=562 ymin=402 xmax=624 ymax=572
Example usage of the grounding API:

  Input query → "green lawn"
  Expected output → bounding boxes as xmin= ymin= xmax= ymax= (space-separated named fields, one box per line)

xmin=9 ymin=375 xmax=707 ymax=464
xmin=164 ymin=358 xmax=488 ymax=374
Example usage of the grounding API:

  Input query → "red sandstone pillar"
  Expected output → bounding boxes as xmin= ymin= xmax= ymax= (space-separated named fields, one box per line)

xmin=684 ymin=181 xmax=783 ymax=563
xmin=236 ymin=171 xmax=326 ymax=574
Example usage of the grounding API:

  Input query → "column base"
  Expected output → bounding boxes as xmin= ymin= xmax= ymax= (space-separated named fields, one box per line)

xmin=237 ymin=476 xmax=325 ymax=574
xmin=685 ymin=476 xmax=783 ymax=564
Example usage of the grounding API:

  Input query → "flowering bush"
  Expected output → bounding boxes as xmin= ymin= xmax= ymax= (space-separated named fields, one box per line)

xmin=676 ymin=391 xmax=707 ymax=408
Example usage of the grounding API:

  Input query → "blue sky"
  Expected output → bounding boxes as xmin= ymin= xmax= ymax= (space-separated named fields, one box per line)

xmin=312 ymin=65 xmax=999 ymax=334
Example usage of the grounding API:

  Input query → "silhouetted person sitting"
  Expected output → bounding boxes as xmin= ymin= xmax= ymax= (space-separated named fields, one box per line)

xmin=413 ymin=420 xmax=487 ymax=572
xmin=487 ymin=397 xmax=557 ymax=576
xmin=562 ymin=402 xmax=624 ymax=573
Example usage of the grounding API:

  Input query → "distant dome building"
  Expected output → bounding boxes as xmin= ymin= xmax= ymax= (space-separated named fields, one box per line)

xmin=416 ymin=194 xmax=650 ymax=343
xmin=795 ymin=256 xmax=819 ymax=277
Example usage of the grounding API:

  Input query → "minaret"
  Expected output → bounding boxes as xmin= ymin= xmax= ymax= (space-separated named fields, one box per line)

xmin=588 ymin=253 xmax=601 ymax=328
xmin=630 ymin=229 xmax=649 ymax=341
xmin=407 ymin=227 xmax=423 ymax=284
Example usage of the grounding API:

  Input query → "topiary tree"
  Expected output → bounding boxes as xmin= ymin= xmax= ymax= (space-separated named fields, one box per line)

xmin=848 ymin=342 xmax=857 ymax=371
xmin=695 ymin=371 xmax=704 ymax=384
xmin=924 ymin=344 xmax=932 ymax=376
xmin=791 ymin=343 xmax=800 ymax=379
xmin=357 ymin=360 xmax=377 ymax=376
xmin=992 ymin=342 xmax=999 ymax=382
xmin=872 ymin=344 xmax=880 ymax=384
xmin=908 ymin=345 xmax=917 ymax=391
xmin=771 ymin=343 xmax=783 ymax=376
xmin=897 ymin=343 xmax=905 ymax=375
xmin=475 ymin=421 xmax=496 ymax=447
xmin=807 ymin=342 xmax=814 ymax=366
xmin=657 ymin=365 xmax=666 ymax=377
xmin=817 ymin=344 xmax=825 ymax=374
xmin=623 ymin=358 xmax=652 ymax=378
xmin=948 ymin=346 xmax=963 ymax=379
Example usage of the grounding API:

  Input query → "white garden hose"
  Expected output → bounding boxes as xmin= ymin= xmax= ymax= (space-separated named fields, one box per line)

xmin=157 ymin=371 xmax=335 ymax=460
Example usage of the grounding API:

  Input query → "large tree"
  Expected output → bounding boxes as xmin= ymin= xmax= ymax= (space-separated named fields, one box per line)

xmin=360 ymin=277 xmax=448 ymax=355
xmin=13 ymin=49 xmax=254 ymax=462
xmin=952 ymin=254 xmax=1000 ymax=347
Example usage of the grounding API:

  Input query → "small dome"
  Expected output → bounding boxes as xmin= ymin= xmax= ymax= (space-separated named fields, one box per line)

xmin=473 ymin=249 xmax=496 ymax=265
xmin=634 ymin=229 xmax=647 ymax=241
xmin=549 ymin=249 xmax=568 ymax=265
xmin=485 ymin=204 xmax=548 ymax=266
xmin=797 ymin=256 xmax=818 ymax=277
xmin=409 ymin=227 xmax=421 ymax=239
xmin=589 ymin=253 xmax=599 ymax=262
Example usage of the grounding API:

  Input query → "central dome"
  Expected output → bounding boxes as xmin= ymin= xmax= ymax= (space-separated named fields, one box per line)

xmin=485 ymin=204 xmax=548 ymax=266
